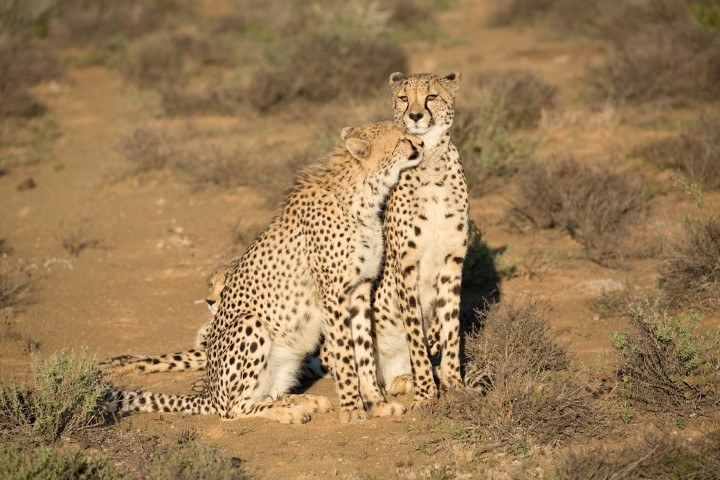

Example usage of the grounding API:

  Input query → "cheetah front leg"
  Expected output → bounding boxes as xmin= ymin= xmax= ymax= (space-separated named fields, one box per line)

xmin=435 ymin=256 xmax=465 ymax=390
xmin=321 ymin=291 xmax=367 ymax=424
xmin=394 ymin=259 xmax=439 ymax=408
xmin=350 ymin=281 xmax=405 ymax=418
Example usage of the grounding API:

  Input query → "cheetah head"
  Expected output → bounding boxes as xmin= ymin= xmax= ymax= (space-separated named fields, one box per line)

xmin=205 ymin=265 xmax=233 ymax=314
xmin=388 ymin=71 xmax=461 ymax=141
xmin=340 ymin=121 xmax=424 ymax=176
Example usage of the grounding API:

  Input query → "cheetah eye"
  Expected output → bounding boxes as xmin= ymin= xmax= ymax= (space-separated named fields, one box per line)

xmin=398 ymin=95 xmax=408 ymax=102
xmin=426 ymin=94 xmax=438 ymax=101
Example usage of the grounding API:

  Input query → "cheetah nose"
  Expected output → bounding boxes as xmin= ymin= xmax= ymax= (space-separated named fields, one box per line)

xmin=419 ymin=140 xmax=424 ymax=147
xmin=409 ymin=112 xmax=423 ymax=122
xmin=206 ymin=299 xmax=215 ymax=306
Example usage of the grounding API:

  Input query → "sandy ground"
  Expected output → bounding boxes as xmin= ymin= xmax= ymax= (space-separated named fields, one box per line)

xmin=1 ymin=1 xmax=718 ymax=478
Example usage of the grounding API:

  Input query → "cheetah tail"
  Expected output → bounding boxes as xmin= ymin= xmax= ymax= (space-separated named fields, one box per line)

xmin=109 ymin=388 xmax=216 ymax=415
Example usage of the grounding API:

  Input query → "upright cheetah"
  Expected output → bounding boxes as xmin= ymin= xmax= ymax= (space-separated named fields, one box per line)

xmin=372 ymin=72 xmax=468 ymax=407
xmin=113 ymin=121 xmax=424 ymax=424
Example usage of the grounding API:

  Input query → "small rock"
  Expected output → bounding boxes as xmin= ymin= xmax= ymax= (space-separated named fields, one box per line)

xmin=16 ymin=177 xmax=36 ymax=191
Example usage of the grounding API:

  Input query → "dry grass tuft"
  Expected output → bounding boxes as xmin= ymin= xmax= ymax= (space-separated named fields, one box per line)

xmin=611 ymin=298 xmax=720 ymax=415
xmin=427 ymin=301 xmax=600 ymax=452
xmin=637 ymin=115 xmax=720 ymax=191
xmin=556 ymin=430 xmax=720 ymax=480
xmin=57 ymin=219 xmax=102 ymax=258
xmin=512 ymin=157 xmax=647 ymax=264
xmin=660 ymin=214 xmax=720 ymax=312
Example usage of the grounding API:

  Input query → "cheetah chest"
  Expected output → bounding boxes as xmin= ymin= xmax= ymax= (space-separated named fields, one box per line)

xmin=354 ymin=221 xmax=384 ymax=281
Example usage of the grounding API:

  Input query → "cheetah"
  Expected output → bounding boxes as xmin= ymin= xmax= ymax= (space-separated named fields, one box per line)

xmin=112 ymin=121 xmax=424 ymax=424
xmin=100 ymin=264 xmax=236 ymax=377
xmin=371 ymin=72 xmax=468 ymax=407
xmin=100 ymin=260 xmax=329 ymax=386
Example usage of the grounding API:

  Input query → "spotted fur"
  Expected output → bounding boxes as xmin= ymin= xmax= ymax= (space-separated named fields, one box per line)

xmin=111 ymin=121 xmax=423 ymax=424
xmin=100 ymin=260 xmax=328 ymax=388
xmin=372 ymin=72 xmax=468 ymax=407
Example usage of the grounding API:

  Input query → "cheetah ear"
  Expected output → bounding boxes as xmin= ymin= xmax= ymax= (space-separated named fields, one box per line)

xmin=344 ymin=135 xmax=371 ymax=162
xmin=389 ymin=72 xmax=406 ymax=86
xmin=341 ymin=126 xmax=354 ymax=140
xmin=442 ymin=71 xmax=461 ymax=94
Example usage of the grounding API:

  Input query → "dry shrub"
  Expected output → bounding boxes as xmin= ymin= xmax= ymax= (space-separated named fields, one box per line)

xmin=52 ymin=0 xmax=176 ymax=44
xmin=1 ymin=270 xmax=29 ymax=311
xmin=122 ymin=32 xmax=208 ymax=90
xmin=589 ymin=288 xmax=632 ymax=319
xmin=172 ymin=144 xmax=293 ymax=190
xmin=476 ymin=70 xmax=556 ymax=130
xmin=660 ymin=214 xmax=720 ymax=312
xmin=116 ymin=125 xmax=312 ymax=193
xmin=0 ymin=35 xmax=61 ymax=118
xmin=489 ymin=0 xmax=705 ymax=36
xmin=456 ymin=70 xmax=550 ymax=195
xmin=488 ymin=0 xmax=720 ymax=104
xmin=430 ymin=301 xmax=599 ymax=452
xmin=610 ymin=298 xmax=720 ymax=415
xmin=593 ymin=22 xmax=720 ymax=105
xmin=637 ymin=115 xmax=720 ymax=190
xmin=248 ymin=3 xmax=407 ymax=111
xmin=556 ymin=430 xmax=720 ymax=480
xmin=487 ymin=0 xmax=555 ymax=26
xmin=513 ymin=157 xmax=647 ymax=264
xmin=0 ymin=0 xmax=175 ymax=42
xmin=117 ymin=126 xmax=173 ymax=173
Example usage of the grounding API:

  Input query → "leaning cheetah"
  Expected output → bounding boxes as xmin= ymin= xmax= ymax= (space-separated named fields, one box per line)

xmin=113 ymin=121 xmax=424 ymax=424
xmin=101 ymin=260 xmax=329 ymax=387
xmin=372 ymin=72 xmax=468 ymax=407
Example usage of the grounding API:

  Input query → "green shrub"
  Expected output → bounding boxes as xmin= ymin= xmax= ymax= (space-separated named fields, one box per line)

xmin=611 ymin=298 xmax=720 ymax=415
xmin=0 ymin=349 xmax=110 ymax=443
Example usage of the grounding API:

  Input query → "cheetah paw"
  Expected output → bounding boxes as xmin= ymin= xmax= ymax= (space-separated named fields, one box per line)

xmin=369 ymin=401 xmax=406 ymax=418
xmin=282 ymin=394 xmax=334 ymax=414
xmin=275 ymin=405 xmax=311 ymax=424
xmin=387 ymin=374 xmax=414 ymax=396
xmin=340 ymin=408 xmax=369 ymax=425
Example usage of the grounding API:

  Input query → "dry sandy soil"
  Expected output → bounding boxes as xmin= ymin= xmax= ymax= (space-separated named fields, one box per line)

xmin=1 ymin=1 xmax=719 ymax=478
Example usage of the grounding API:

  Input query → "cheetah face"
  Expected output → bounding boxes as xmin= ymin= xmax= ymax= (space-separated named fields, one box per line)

xmin=341 ymin=121 xmax=424 ymax=175
xmin=205 ymin=268 xmax=230 ymax=315
xmin=389 ymin=72 xmax=461 ymax=138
